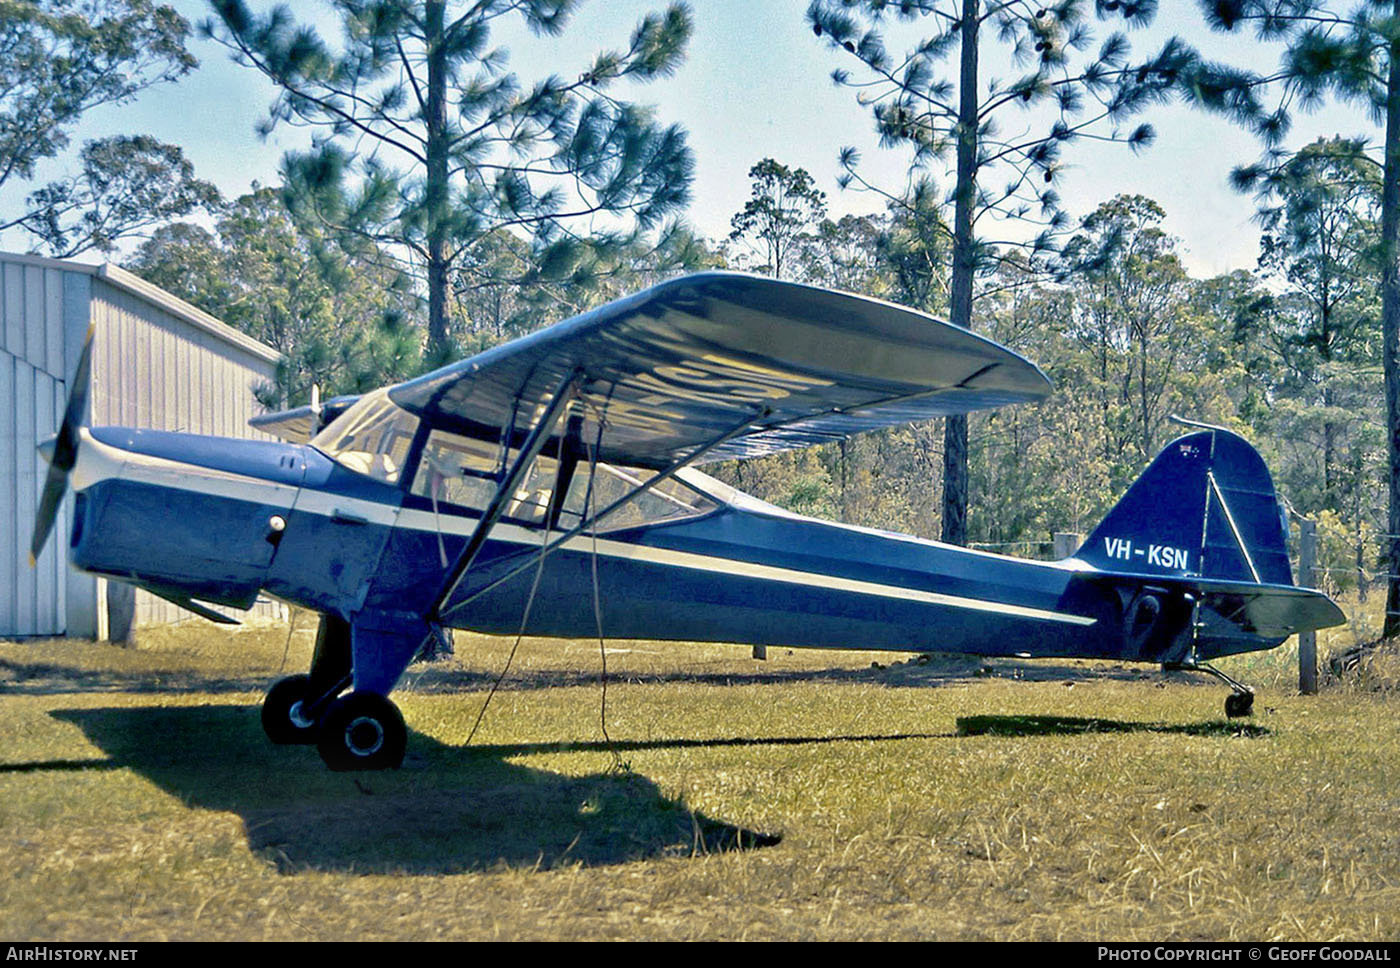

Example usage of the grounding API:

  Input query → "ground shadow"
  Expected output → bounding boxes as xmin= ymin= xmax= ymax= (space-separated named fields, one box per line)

xmin=401 ymin=652 xmax=1162 ymax=694
xmin=956 ymin=714 xmax=1271 ymax=739
xmin=0 ymin=657 xmax=272 ymax=696
xmin=52 ymin=705 xmax=781 ymax=876
xmin=2 ymin=650 xmax=1168 ymax=697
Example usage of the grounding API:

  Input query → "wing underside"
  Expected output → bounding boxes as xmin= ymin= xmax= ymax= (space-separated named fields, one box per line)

xmin=383 ymin=273 xmax=1052 ymax=467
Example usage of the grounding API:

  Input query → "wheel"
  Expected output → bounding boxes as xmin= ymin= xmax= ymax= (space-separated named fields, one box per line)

xmin=316 ymin=691 xmax=407 ymax=771
xmin=1224 ymin=690 xmax=1254 ymax=718
xmin=261 ymin=674 xmax=320 ymax=745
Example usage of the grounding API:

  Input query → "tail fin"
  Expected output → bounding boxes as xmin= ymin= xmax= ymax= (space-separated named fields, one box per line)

xmin=1075 ymin=426 xmax=1292 ymax=586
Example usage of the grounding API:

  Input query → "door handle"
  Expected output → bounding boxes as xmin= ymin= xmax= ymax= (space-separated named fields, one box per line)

xmin=331 ymin=508 xmax=370 ymax=526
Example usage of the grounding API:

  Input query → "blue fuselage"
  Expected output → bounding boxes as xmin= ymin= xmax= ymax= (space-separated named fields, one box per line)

xmin=67 ymin=425 xmax=1150 ymax=665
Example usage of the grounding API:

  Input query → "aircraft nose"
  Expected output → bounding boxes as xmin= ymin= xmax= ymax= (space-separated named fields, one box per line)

xmin=37 ymin=434 xmax=57 ymax=465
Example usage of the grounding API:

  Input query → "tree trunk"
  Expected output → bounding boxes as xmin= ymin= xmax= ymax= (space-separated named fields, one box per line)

xmin=942 ymin=0 xmax=979 ymax=547
xmin=419 ymin=0 xmax=450 ymax=664
xmin=425 ymin=0 xmax=450 ymax=364
xmin=1138 ymin=326 xmax=1151 ymax=462
xmin=1383 ymin=5 xmax=1400 ymax=638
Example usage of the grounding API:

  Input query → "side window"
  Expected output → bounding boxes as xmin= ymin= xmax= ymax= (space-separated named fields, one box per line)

xmin=561 ymin=462 xmax=716 ymax=532
xmin=410 ymin=429 xmax=716 ymax=531
xmin=412 ymin=430 xmax=505 ymax=511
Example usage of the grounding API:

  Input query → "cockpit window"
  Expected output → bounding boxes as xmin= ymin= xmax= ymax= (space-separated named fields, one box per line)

xmin=412 ymin=429 xmax=506 ymax=511
xmin=408 ymin=425 xmax=718 ymax=530
xmin=557 ymin=461 xmax=717 ymax=531
xmin=311 ymin=391 xmax=418 ymax=484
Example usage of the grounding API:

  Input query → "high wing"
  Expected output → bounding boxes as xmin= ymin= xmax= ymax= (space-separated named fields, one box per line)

xmin=385 ymin=273 xmax=1051 ymax=468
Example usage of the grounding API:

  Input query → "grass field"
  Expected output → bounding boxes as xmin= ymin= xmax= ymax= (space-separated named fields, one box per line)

xmin=1 ymin=615 xmax=1397 ymax=941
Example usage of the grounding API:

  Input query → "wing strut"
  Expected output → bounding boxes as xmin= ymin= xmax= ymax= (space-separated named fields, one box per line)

xmin=427 ymin=369 xmax=583 ymax=623
xmin=437 ymin=407 xmax=765 ymax=625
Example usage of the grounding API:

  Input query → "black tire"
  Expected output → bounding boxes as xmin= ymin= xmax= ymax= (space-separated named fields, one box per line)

xmin=316 ymin=691 xmax=407 ymax=771
xmin=1225 ymin=690 xmax=1255 ymax=719
xmin=261 ymin=674 xmax=320 ymax=745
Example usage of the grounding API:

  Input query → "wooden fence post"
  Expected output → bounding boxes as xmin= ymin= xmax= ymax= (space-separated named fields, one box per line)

xmin=1298 ymin=517 xmax=1318 ymax=695
xmin=1053 ymin=532 xmax=1081 ymax=561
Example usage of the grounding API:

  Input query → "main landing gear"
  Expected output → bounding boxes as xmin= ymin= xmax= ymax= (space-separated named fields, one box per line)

xmin=1163 ymin=659 xmax=1255 ymax=718
xmin=259 ymin=615 xmax=409 ymax=771
xmin=261 ymin=676 xmax=408 ymax=770
xmin=315 ymin=691 xmax=407 ymax=771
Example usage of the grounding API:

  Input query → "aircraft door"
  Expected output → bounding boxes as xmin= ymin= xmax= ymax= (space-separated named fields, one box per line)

xmin=262 ymin=395 xmax=416 ymax=616
xmin=264 ymin=460 xmax=406 ymax=616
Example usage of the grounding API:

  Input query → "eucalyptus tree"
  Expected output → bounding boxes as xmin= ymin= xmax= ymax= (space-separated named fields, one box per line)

xmin=0 ymin=0 xmax=195 ymax=196
xmin=1256 ymin=138 xmax=1381 ymax=510
xmin=0 ymin=2 xmax=218 ymax=255
xmin=801 ymin=212 xmax=890 ymax=294
xmin=727 ymin=158 xmax=828 ymax=280
xmin=8 ymin=135 xmax=219 ymax=257
xmin=1186 ymin=0 xmax=1400 ymax=634
xmin=807 ymin=0 xmax=1188 ymax=545
xmin=1061 ymin=194 xmax=1189 ymax=483
xmin=207 ymin=0 xmax=695 ymax=364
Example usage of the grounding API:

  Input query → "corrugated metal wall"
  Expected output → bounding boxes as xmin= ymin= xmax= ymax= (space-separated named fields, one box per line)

xmin=0 ymin=253 xmax=284 ymax=637
xmin=0 ymin=259 xmax=79 ymax=638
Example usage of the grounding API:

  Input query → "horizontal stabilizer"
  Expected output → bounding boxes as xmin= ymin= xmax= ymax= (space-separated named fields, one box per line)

xmin=1191 ymin=578 xmax=1343 ymax=638
xmin=249 ymin=395 xmax=360 ymax=444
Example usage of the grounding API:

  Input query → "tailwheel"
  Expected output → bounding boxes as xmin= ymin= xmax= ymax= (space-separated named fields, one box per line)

xmin=261 ymin=674 xmax=320 ymax=745
xmin=1224 ymin=689 xmax=1255 ymax=719
xmin=1165 ymin=660 xmax=1256 ymax=719
xmin=316 ymin=691 xmax=407 ymax=771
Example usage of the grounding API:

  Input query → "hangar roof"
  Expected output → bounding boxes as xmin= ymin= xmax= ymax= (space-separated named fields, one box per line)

xmin=0 ymin=251 xmax=281 ymax=365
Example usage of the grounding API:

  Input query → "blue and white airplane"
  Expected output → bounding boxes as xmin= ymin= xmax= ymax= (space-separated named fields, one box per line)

xmin=29 ymin=273 xmax=1344 ymax=770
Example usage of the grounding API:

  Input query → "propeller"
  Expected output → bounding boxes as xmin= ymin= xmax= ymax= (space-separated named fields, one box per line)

xmin=30 ymin=324 xmax=94 ymax=567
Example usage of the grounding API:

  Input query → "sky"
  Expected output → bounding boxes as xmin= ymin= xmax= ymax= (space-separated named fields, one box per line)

xmin=6 ymin=0 xmax=1379 ymax=280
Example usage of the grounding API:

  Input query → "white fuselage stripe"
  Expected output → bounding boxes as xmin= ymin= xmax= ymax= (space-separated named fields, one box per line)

xmin=71 ymin=431 xmax=1096 ymax=627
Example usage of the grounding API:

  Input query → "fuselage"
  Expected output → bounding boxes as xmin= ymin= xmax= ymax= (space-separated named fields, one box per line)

xmin=63 ymin=421 xmax=1157 ymax=661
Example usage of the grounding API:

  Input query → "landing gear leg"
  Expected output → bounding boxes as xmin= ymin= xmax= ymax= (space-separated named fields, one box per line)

xmin=261 ymin=614 xmax=352 ymax=745
xmin=309 ymin=612 xmax=428 ymax=770
xmin=1164 ymin=659 xmax=1255 ymax=718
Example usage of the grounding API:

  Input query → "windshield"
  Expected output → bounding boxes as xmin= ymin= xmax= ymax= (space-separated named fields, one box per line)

xmin=310 ymin=390 xmax=418 ymax=484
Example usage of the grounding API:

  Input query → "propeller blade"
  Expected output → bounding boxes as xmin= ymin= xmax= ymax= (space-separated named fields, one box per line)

xmin=29 ymin=324 xmax=94 ymax=565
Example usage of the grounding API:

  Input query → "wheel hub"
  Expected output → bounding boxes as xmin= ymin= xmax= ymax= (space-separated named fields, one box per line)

xmin=346 ymin=716 xmax=385 ymax=755
xmin=288 ymin=700 xmax=314 ymax=730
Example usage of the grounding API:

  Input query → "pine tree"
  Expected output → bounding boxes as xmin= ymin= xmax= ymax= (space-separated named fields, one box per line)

xmin=808 ymin=0 xmax=1187 ymax=545
xmin=207 ymin=0 xmax=695 ymax=365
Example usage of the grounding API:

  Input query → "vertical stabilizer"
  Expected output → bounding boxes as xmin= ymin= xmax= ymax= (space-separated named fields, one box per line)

xmin=1074 ymin=428 xmax=1292 ymax=586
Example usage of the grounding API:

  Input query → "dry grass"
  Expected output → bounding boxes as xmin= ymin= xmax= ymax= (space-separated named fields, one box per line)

xmin=0 ymin=619 xmax=1397 ymax=941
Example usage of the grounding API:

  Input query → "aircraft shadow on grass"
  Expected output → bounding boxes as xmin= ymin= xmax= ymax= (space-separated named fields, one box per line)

xmin=49 ymin=704 xmax=784 ymax=876
xmin=41 ymin=705 xmax=1263 ymax=875
xmin=955 ymin=714 xmax=1270 ymax=739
